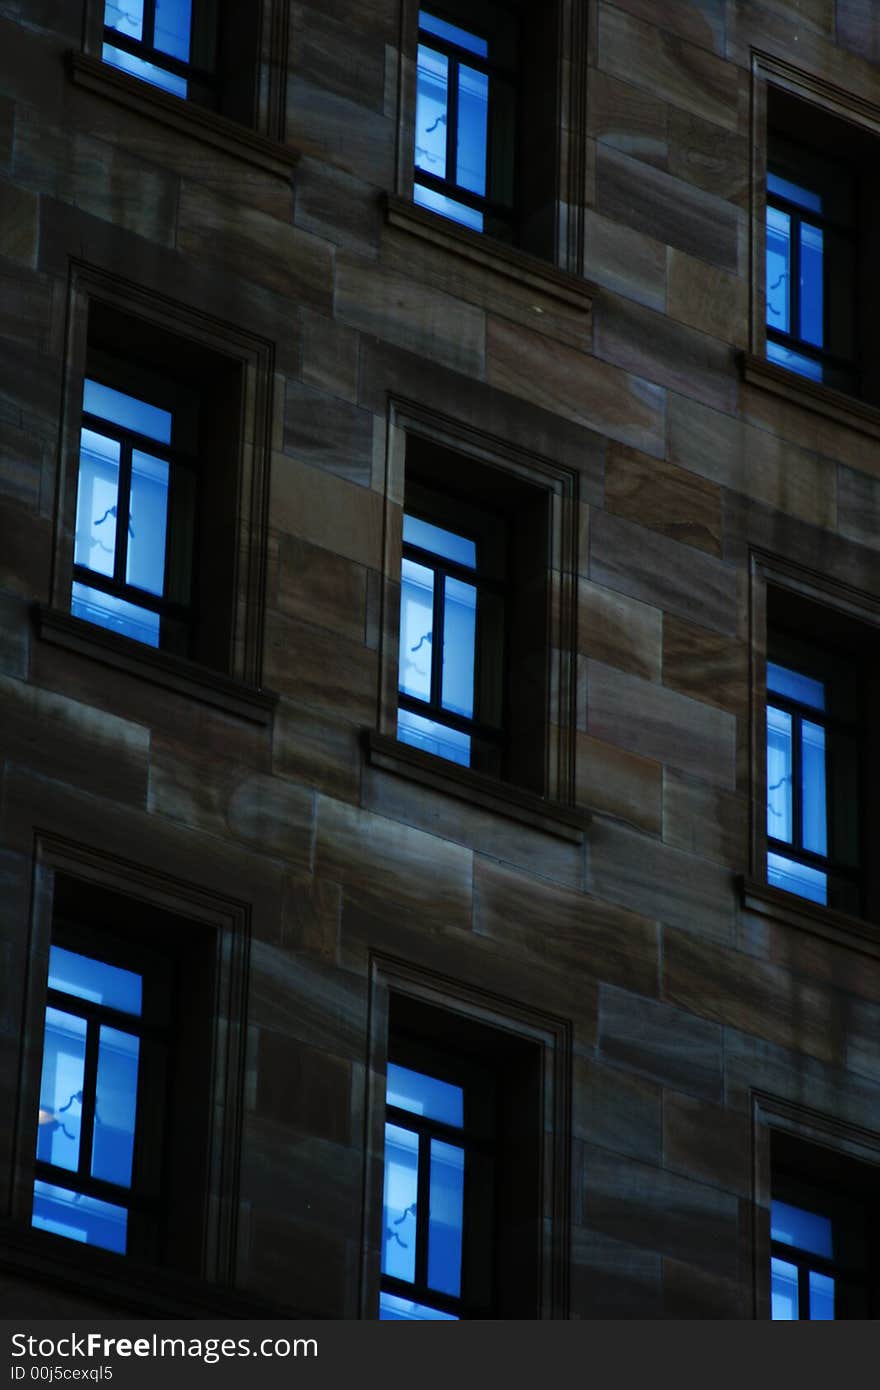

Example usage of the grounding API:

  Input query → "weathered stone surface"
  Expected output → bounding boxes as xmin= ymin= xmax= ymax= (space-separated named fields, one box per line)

xmin=598 ymin=983 xmax=724 ymax=1102
xmin=577 ymin=578 xmax=662 ymax=681
xmin=604 ymin=443 xmax=722 ymax=556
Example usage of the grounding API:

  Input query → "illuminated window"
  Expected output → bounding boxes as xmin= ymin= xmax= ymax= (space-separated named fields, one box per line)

xmin=102 ymin=0 xmax=215 ymax=101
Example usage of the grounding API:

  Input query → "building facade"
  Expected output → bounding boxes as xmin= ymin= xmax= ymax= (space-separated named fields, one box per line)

xmin=2 ymin=0 xmax=880 ymax=1319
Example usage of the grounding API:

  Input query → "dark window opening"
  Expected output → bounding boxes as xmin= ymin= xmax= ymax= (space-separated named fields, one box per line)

xmin=399 ymin=437 xmax=550 ymax=793
xmin=32 ymin=876 xmax=214 ymax=1271
xmin=771 ymin=1131 xmax=880 ymax=1320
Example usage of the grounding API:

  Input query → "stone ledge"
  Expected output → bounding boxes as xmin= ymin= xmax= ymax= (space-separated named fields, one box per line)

xmin=385 ymin=193 xmax=596 ymax=313
xmin=740 ymin=876 xmax=880 ymax=960
xmin=741 ymin=352 xmax=880 ymax=443
xmin=365 ymin=729 xmax=590 ymax=844
xmin=34 ymin=606 xmax=278 ymax=728
xmin=68 ymin=51 xmax=300 ymax=181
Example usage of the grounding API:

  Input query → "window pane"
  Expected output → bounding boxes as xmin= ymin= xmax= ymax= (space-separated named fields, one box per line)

xmin=154 ymin=0 xmax=192 ymax=60
xmin=428 ymin=1139 xmax=464 ymax=1297
xmin=399 ymin=558 xmax=434 ymax=703
xmin=379 ymin=1292 xmax=457 ymax=1320
xmin=101 ymin=43 xmax=188 ymax=97
xmin=457 ymin=65 xmax=488 ymax=196
xmin=801 ymin=719 xmax=827 ymax=857
xmin=771 ymin=1256 xmax=800 ymax=1320
xmin=771 ymin=1199 xmax=833 ymax=1258
xmin=403 ymin=514 xmax=477 ymax=568
xmin=32 ymin=1180 xmax=127 ymax=1255
xmin=387 ymin=1062 xmax=464 ymax=1127
xmin=414 ymin=181 xmax=484 ymax=233
xmin=800 ymin=222 xmax=824 ymax=348
xmin=767 ymin=851 xmax=827 ymax=905
xmin=767 ymin=338 xmax=824 ymax=383
xmin=48 ymin=945 xmax=143 ymax=1016
xmin=83 ymin=379 xmax=172 ymax=445
xmin=766 ymin=705 xmax=792 ymax=844
xmin=416 ymin=45 xmax=448 ymax=181
xmin=126 ymin=451 xmax=169 ymax=596
xmin=419 ymin=11 xmax=488 ymax=57
xmin=767 ymin=172 xmax=822 ymax=214
xmin=91 ymin=1026 xmax=140 ymax=1188
xmin=442 ymin=576 xmax=476 ymax=719
xmin=767 ymin=662 xmax=825 ymax=711
xmin=766 ymin=206 xmax=790 ymax=335
xmin=104 ymin=0 xmax=143 ymax=40
xmin=810 ymin=1270 xmax=835 ymax=1320
xmin=71 ymin=581 xmax=161 ymax=648
xmin=381 ymin=1123 xmax=419 ymax=1285
xmin=398 ymin=707 xmax=471 ymax=767
xmin=75 ymin=430 xmax=120 ymax=578
xmin=37 ymin=1008 xmax=86 ymax=1172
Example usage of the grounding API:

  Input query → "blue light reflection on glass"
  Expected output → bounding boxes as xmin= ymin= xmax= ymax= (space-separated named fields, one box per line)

xmin=767 ymin=338 xmax=823 ymax=383
xmin=428 ymin=1139 xmax=464 ymax=1297
xmin=126 ymin=451 xmax=169 ymax=596
xmin=399 ymin=558 xmax=434 ymax=704
xmin=104 ymin=0 xmax=143 ymax=40
xmin=767 ymin=851 xmax=827 ymax=905
xmin=75 ymin=430 xmax=120 ymax=578
xmin=381 ymin=1122 xmax=418 ymax=1285
xmin=419 ymin=10 xmax=488 ymax=57
xmin=767 ymin=172 xmax=822 ymax=214
xmin=101 ymin=43 xmax=188 ymax=97
xmin=154 ymin=0 xmax=192 ymax=60
xmin=48 ymin=946 xmax=143 ymax=1017
xmin=416 ymin=44 xmax=448 ymax=181
xmin=771 ymin=1199 xmax=833 ymax=1258
xmin=37 ymin=1009 xmax=86 ymax=1172
xmin=766 ymin=206 xmax=790 ymax=334
xmin=766 ymin=705 xmax=792 ymax=845
xmin=414 ymin=182 xmax=484 ymax=232
xmin=800 ymin=222 xmax=824 ymax=348
xmin=83 ymin=380 xmax=172 ymax=446
xmin=771 ymin=1255 xmax=799 ymax=1319
xmin=442 ymin=576 xmax=476 ymax=719
xmin=767 ymin=663 xmax=825 ymax=711
xmin=809 ymin=1270 xmax=835 ymax=1320
xmin=91 ymin=1026 xmax=140 ymax=1188
xmin=71 ymin=581 xmax=160 ymax=648
xmin=379 ymin=1292 xmax=457 ymax=1320
xmin=457 ymin=65 xmax=488 ymax=197
xmin=397 ymin=707 xmax=471 ymax=766
xmin=32 ymin=1180 xmax=127 ymax=1255
xmin=801 ymin=720 xmax=827 ymax=857
xmin=403 ymin=514 xmax=477 ymax=568
xmin=387 ymin=1063 xmax=464 ymax=1127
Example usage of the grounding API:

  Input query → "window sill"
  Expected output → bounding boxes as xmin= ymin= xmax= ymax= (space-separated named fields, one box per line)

xmin=741 ymin=352 xmax=880 ymax=443
xmin=34 ymin=606 xmax=278 ymax=727
xmin=67 ymin=51 xmax=300 ymax=181
xmin=0 ymin=1219 xmax=302 ymax=1318
xmin=365 ymin=730 xmax=590 ymax=843
xmin=741 ymin=876 xmax=880 ymax=959
xmin=384 ymin=194 xmax=595 ymax=314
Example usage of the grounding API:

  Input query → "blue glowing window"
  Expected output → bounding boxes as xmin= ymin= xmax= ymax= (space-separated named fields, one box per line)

xmin=381 ymin=1061 xmax=471 ymax=1320
xmin=73 ymin=376 xmax=193 ymax=651
xmin=770 ymin=1198 xmax=837 ymax=1321
xmin=102 ymin=0 xmax=199 ymax=99
xmin=766 ymin=660 xmax=833 ymax=909
xmin=34 ymin=945 xmax=146 ymax=1256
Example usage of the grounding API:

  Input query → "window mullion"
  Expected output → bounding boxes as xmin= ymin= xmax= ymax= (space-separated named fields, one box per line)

xmin=792 ymin=710 xmax=803 ymax=854
xmin=447 ymin=56 xmax=460 ymax=189
xmin=115 ymin=440 xmax=133 ymax=589
xmin=798 ymin=1262 xmax=811 ymax=1320
xmin=415 ymin=1129 xmax=431 ymax=1292
xmin=431 ymin=564 xmax=445 ymax=711
xmin=143 ymin=0 xmax=157 ymax=50
xmin=790 ymin=210 xmax=802 ymax=344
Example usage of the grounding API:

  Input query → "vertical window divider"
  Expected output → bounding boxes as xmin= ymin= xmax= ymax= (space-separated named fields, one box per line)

xmin=430 ymin=564 xmax=445 ymax=711
xmin=78 ymin=1016 xmax=101 ymax=1183
xmin=143 ymin=0 xmax=157 ymax=49
xmin=415 ymin=1130 xmax=431 ymax=1291
xmin=115 ymin=440 xmax=133 ymax=590
xmin=447 ymin=54 xmax=460 ymax=188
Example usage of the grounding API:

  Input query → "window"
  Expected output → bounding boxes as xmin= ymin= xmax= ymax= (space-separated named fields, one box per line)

xmin=414 ymin=6 xmax=516 ymax=239
xmin=29 ymin=874 xmax=218 ymax=1271
xmin=51 ymin=269 xmax=274 ymax=689
xmin=380 ymin=1055 xmax=492 ymax=1320
xmin=761 ymin=84 xmax=880 ymax=406
xmin=367 ymin=977 xmax=569 ymax=1320
xmin=73 ymin=376 xmax=195 ymax=652
xmin=764 ymin=589 xmax=862 ymax=917
xmin=770 ymin=1131 xmax=879 ymax=1320
xmin=396 ymin=440 xmax=552 ymax=792
xmin=398 ymin=0 xmax=588 ymax=268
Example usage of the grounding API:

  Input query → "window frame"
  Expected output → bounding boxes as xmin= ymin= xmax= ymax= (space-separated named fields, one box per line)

xmin=373 ymin=397 xmax=581 ymax=828
xmin=10 ymin=829 xmax=251 ymax=1296
xmin=362 ymin=953 xmax=572 ymax=1320
xmin=48 ymin=260 xmax=274 ymax=696
xmin=99 ymin=0 xmax=219 ymax=105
